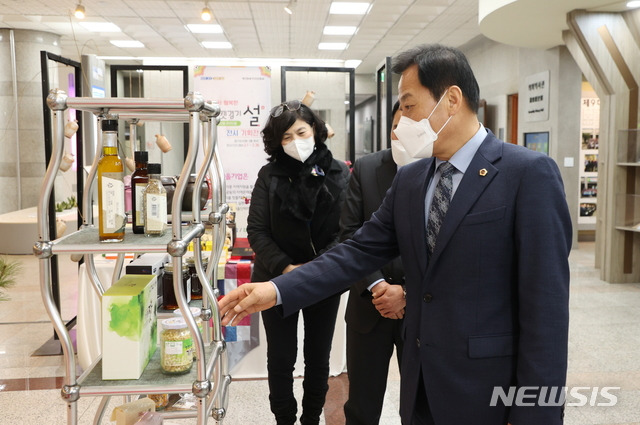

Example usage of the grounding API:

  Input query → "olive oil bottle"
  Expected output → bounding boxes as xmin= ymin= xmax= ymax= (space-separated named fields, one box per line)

xmin=98 ymin=119 xmax=125 ymax=242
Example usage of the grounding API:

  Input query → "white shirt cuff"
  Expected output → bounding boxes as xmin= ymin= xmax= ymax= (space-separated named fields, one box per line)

xmin=367 ymin=278 xmax=385 ymax=292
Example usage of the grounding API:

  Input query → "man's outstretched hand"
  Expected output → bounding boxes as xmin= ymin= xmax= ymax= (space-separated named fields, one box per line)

xmin=219 ymin=281 xmax=278 ymax=326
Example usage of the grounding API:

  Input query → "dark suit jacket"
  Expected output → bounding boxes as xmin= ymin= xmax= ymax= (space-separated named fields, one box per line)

xmin=272 ymin=131 xmax=572 ymax=425
xmin=339 ymin=149 xmax=404 ymax=333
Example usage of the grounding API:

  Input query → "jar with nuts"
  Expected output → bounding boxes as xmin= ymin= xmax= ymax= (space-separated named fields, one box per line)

xmin=160 ymin=318 xmax=193 ymax=374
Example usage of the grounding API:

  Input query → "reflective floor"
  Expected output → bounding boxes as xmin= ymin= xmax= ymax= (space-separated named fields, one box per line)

xmin=0 ymin=242 xmax=639 ymax=424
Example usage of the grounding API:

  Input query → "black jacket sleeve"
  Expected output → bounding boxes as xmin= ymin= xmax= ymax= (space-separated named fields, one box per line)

xmin=339 ymin=158 xmax=384 ymax=295
xmin=247 ymin=167 xmax=293 ymax=276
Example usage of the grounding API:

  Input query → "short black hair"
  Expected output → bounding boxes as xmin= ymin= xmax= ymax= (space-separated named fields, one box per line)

xmin=392 ymin=100 xmax=400 ymax=116
xmin=261 ymin=102 xmax=328 ymax=161
xmin=391 ymin=44 xmax=480 ymax=113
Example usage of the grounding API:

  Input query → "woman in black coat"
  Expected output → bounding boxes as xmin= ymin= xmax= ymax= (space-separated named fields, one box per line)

xmin=247 ymin=100 xmax=349 ymax=425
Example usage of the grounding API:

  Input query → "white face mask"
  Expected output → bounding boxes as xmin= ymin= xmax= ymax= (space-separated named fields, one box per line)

xmin=283 ymin=136 xmax=315 ymax=163
xmin=391 ymin=139 xmax=419 ymax=167
xmin=393 ymin=91 xmax=453 ymax=159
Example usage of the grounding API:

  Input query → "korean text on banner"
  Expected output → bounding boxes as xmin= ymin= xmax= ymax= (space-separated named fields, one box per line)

xmin=194 ymin=66 xmax=271 ymax=237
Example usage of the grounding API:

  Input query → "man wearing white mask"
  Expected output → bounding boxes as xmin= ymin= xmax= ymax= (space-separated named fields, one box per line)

xmin=246 ymin=99 xmax=349 ymax=425
xmin=340 ymin=101 xmax=410 ymax=425
xmin=221 ymin=45 xmax=571 ymax=425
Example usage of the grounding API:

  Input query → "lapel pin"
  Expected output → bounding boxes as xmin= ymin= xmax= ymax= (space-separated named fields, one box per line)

xmin=479 ymin=168 xmax=488 ymax=176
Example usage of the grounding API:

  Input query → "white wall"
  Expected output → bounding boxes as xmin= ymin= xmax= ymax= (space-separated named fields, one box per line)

xmin=462 ymin=37 xmax=581 ymax=247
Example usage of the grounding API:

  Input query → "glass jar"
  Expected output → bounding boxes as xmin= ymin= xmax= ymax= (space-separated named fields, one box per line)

xmin=186 ymin=256 xmax=208 ymax=300
xmin=162 ymin=261 xmax=191 ymax=310
xmin=160 ymin=318 xmax=193 ymax=375
xmin=173 ymin=307 xmax=203 ymax=359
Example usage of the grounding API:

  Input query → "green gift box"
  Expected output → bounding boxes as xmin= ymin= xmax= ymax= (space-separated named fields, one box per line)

xmin=102 ymin=274 xmax=158 ymax=380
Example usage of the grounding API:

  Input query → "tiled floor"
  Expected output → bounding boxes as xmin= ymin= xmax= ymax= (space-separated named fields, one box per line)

xmin=0 ymin=242 xmax=639 ymax=424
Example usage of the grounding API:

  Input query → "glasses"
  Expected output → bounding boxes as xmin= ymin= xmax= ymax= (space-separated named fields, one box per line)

xmin=270 ymin=99 xmax=302 ymax=117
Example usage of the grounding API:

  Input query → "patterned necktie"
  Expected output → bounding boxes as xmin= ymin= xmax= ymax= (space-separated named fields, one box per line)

xmin=426 ymin=161 xmax=456 ymax=257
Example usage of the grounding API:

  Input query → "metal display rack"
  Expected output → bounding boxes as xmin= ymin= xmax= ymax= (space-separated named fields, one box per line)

xmin=35 ymin=90 xmax=231 ymax=424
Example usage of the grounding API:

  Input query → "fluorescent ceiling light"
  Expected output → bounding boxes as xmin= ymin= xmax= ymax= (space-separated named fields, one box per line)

xmin=627 ymin=1 xmax=640 ymax=8
xmin=110 ymin=40 xmax=145 ymax=48
xmin=202 ymin=41 xmax=233 ymax=49
xmin=329 ymin=2 xmax=370 ymax=15
xmin=79 ymin=22 xmax=121 ymax=32
xmin=318 ymin=42 xmax=348 ymax=50
xmin=186 ymin=24 xmax=223 ymax=33
xmin=344 ymin=59 xmax=362 ymax=69
xmin=323 ymin=26 xmax=357 ymax=35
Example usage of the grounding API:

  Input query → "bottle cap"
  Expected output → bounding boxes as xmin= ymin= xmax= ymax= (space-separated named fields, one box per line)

xmin=173 ymin=307 xmax=202 ymax=318
xmin=134 ymin=151 xmax=148 ymax=163
xmin=162 ymin=317 xmax=188 ymax=330
xmin=101 ymin=119 xmax=118 ymax=132
xmin=148 ymin=163 xmax=161 ymax=174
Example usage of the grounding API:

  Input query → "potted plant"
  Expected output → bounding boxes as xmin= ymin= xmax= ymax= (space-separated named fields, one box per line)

xmin=0 ymin=256 xmax=21 ymax=301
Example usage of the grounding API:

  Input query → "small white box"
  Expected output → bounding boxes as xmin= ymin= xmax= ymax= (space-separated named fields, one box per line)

xmin=102 ymin=274 xmax=158 ymax=380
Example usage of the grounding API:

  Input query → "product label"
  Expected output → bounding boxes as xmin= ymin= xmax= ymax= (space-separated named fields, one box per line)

xmin=134 ymin=183 xmax=146 ymax=226
xmin=165 ymin=340 xmax=183 ymax=355
xmin=145 ymin=192 xmax=167 ymax=231
xmin=101 ymin=174 xmax=125 ymax=233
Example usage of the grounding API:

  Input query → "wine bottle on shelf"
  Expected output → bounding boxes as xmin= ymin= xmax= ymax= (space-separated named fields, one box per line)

xmin=143 ymin=163 xmax=167 ymax=236
xmin=98 ymin=119 xmax=125 ymax=242
xmin=131 ymin=151 xmax=149 ymax=234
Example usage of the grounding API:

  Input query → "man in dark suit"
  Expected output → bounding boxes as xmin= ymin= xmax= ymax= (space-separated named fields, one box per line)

xmin=341 ymin=101 xmax=407 ymax=425
xmin=220 ymin=44 xmax=571 ymax=425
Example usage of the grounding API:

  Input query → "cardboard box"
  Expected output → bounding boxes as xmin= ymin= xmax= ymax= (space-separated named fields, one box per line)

xmin=125 ymin=253 xmax=169 ymax=276
xmin=102 ymin=274 xmax=158 ymax=380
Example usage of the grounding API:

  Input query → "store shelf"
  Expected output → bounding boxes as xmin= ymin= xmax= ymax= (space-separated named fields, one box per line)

xmin=615 ymin=225 xmax=640 ymax=233
xmin=78 ymin=341 xmax=224 ymax=397
xmin=51 ymin=224 xmax=201 ymax=254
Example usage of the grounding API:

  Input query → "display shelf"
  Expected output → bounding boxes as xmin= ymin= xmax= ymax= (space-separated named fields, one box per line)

xmin=37 ymin=91 xmax=229 ymax=424
xmin=615 ymin=194 xmax=640 ymax=230
xmin=615 ymin=225 xmax=640 ymax=232
xmin=51 ymin=224 xmax=201 ymax=254
xmin=78 ymin=341 xmax=224 ymax=397
xmin=617 ymin=129 xmax=640 ymax=163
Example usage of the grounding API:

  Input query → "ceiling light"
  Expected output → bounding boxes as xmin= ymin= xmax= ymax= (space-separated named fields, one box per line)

xmin=323 ymin=26 xmax=357 ymax=35
xmin=186 ymin=24 xmax=223 ymax=34
xmin=329 ymin=2 xmax=370 ymax=15
xmin=110 ymin=40 xmax=145 ymax=48
xmin=201 ymin=4 xmax=213 ymax=21
xmin=318 ymin=42 xmax=348 ymax=50
xmin=74 ymin=2 xmax=85 ymax=19
xmin=344 ymin=59 xmax=362 ymax=69
xmin=202 ymin=41 xmax=233 ymax=49
xmin=284 ymin=0 xmax=297 ymax=14
xmin=79 ymin=22 xmax=121 ymax=32
xmin=627 ymin=1 xmax=640 ymax=8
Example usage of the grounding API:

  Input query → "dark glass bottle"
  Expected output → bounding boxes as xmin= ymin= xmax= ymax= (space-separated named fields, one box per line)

xmin=131 ymin=151 xmax=149 ymax=234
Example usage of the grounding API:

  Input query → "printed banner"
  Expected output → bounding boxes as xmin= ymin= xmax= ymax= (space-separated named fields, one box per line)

xmin=194 ymin=66 xmax=271 ymax=237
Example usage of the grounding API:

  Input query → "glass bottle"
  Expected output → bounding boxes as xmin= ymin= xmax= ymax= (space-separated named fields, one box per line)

xmin=143 ymin=163 xmax=167 ymax=236
xmin=162 ymin=261 xmax=191 ymax=310
xmin=131 ymin=151 xmax=149 ymax=234
xmin=97 ymin=119 xmax=125 ymax=242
